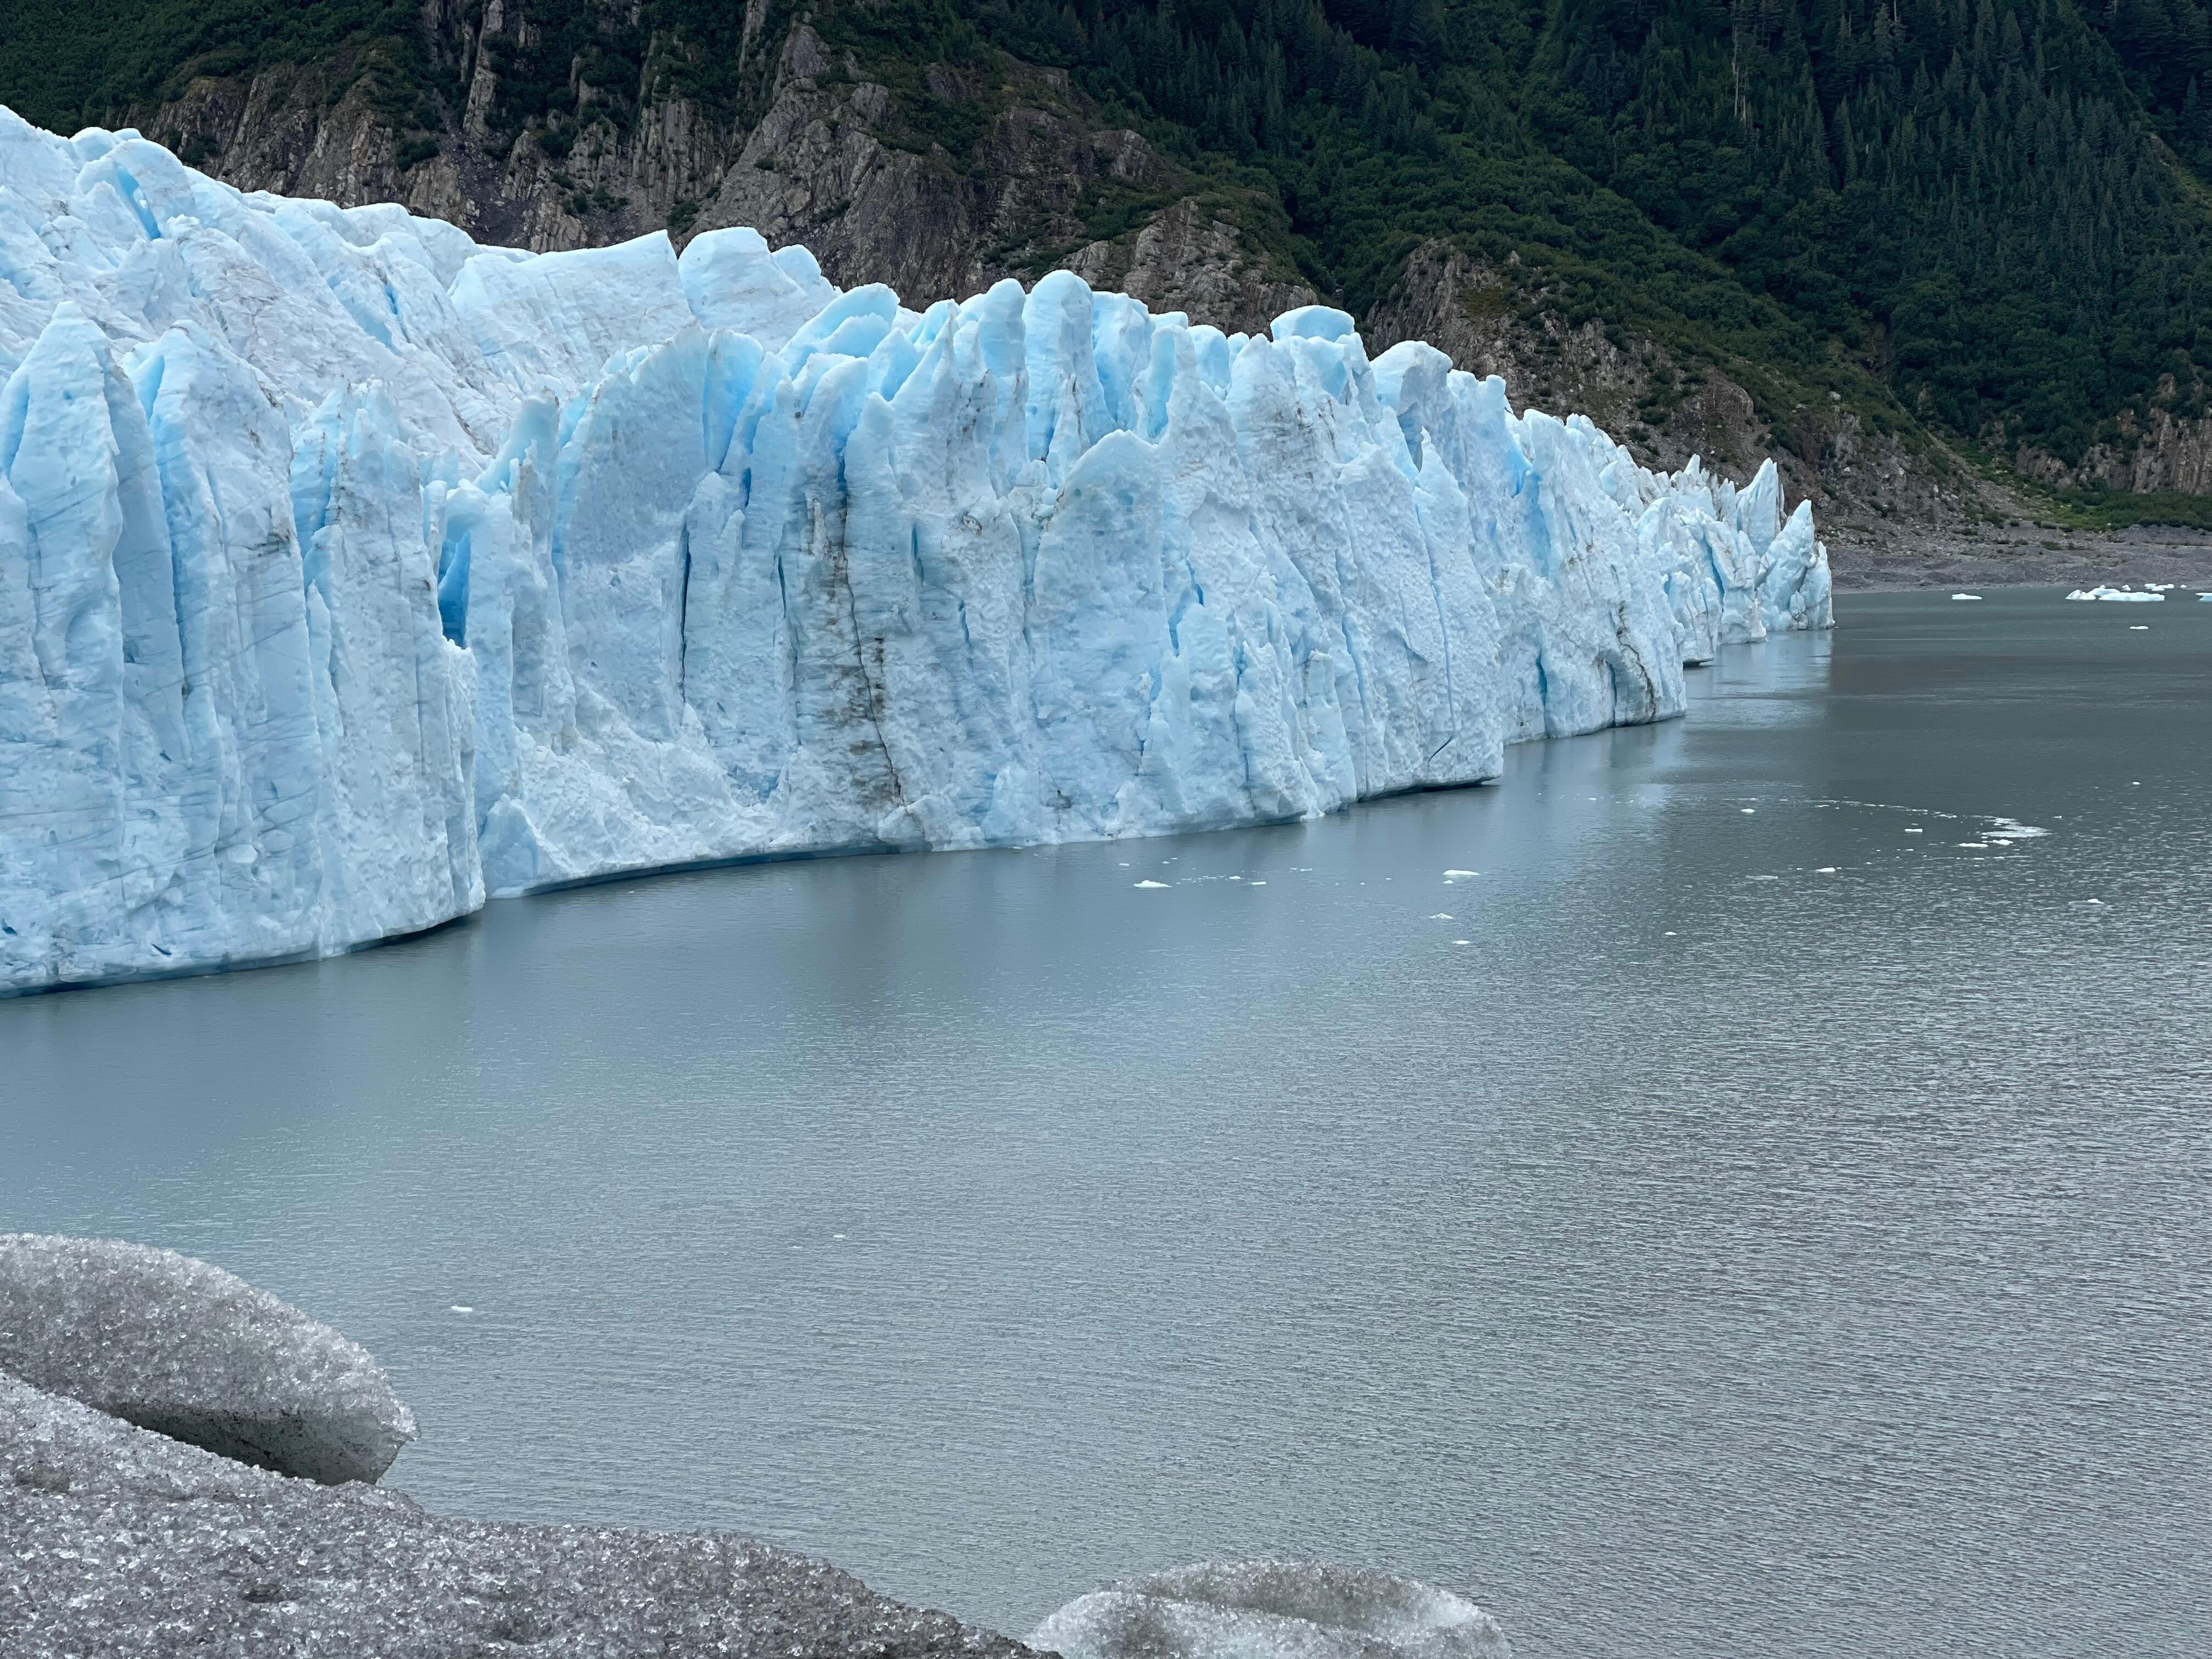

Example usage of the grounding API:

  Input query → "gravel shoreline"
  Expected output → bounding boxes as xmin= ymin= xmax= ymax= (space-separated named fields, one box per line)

xmin=1823 ymin=522 xmax=2212 ymax=591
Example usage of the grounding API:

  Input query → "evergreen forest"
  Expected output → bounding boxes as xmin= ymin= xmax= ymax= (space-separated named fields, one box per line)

xmin=5 ymin=0 xmax=2210 ymax=509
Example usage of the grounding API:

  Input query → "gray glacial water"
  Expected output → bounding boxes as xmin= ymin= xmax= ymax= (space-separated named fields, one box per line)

xmin=3 ymin=588 xmax=2208 ymax=1658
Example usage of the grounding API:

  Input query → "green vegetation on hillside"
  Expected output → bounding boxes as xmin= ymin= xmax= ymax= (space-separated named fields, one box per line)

xmin=805 ymin=0 xmax=2212 ymax=489
xmin=0 ymin=0 xmax=435 ymax=132
xmin=4 ymin=0 xmax=2210 ymax=512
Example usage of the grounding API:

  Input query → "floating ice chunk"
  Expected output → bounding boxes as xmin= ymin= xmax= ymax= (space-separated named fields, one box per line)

xmin=1031 ymin=1562 xmax=1510 ymax=1659
xmin=2067 ymin=586 xmax=2162 ymax=601
xmin=1952 ymin=593 xmax=1982 ymax=601
xmin=1741 ymin=808 xmax=1756 ymax=815
xmin=1442 ymin=870 xmax=1479 ymax=880
xmin=1904 ymin=827 xmax=1923 ymax=834
xmin=0 ymin=1234 xmax=415 ymax=1484
xmin=1429 ymin=914 xmax=1455 ymax=921
xmin=449 ymin=1305 xmax=474 ymax=1315
xmin=1957 ymin=842 xmax=1988 ymax=849
xmin=1815 ymin=866 xmax=1838 ymax=873
xmin=2129 ymin=624 xmax=2150 ymax=630
xmin=1134 ymin=880 xmax=1171 ymax=889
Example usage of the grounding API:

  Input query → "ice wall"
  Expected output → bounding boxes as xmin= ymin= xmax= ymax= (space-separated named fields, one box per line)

xmin=0 ymin=108 xmax=1830 ymax=993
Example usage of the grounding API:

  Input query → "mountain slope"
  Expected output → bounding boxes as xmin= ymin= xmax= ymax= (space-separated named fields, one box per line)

xmin=5 ymin=0 xmax=2209 ymax=533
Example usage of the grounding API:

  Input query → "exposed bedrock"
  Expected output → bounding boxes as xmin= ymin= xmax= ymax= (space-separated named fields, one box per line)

xmin=0 ymin=1233 xmax=415 ymax=1485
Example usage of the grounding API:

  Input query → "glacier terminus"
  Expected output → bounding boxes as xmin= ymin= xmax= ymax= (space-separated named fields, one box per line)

xmin=0 ymin=107 xmax=1830 ymax=994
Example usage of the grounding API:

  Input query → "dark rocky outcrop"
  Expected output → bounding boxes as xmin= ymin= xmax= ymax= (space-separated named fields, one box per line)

xmin=86 ymin=9 xmax=2207 ymax=582
xmin=1358 ymin=239 xmax=2009 ymax=566
xmin=121 ymin=13 xmax=1311 ymax=339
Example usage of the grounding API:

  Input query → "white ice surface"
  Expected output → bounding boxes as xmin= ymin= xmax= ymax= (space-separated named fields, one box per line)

xmin=1032 ymin=1561 xmax=1511 ymax=1659
xmin=0 ymin=107 xmax=1832 ymax=991
xmin=0 ymin=1233 xmax=415 ymax=1484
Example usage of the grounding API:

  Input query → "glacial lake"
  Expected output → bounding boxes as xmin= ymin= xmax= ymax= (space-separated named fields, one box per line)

xmin=4 ymin=588 xmax=2209 ymax=1658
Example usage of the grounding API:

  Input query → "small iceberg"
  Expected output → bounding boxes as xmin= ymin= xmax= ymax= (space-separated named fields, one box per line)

xmin=1033 ymin=1559 xmax=1510 ymax=1659
xmin=1134 ymin=880 xmax=1171 ymax=889
xmin=2066 ymin=586 xmax=2163 ymax=602
xmin=1952 ymin=593 xmax=1983 ymax=601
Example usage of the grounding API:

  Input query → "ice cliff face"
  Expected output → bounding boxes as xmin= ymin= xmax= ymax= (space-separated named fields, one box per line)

xmin=0 ymin=108 xmax=1831 ymax=994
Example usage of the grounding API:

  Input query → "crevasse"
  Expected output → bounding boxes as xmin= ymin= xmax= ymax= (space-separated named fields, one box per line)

xmin=0 ymin=109 xmax=1831 ymax=994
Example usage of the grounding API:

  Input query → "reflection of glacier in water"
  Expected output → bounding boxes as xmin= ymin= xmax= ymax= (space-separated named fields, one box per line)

xmin=0 ymin=107 xmax=1827 ymax=994
xmin=5 ymin=590 xmax=2210 ymax=1659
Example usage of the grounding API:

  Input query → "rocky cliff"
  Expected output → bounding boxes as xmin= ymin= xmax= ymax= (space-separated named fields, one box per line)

xmin=60 ymin=1 xmax=2133 ymax=555
xmin=131 ymin=8 xmax=1312 ymax=336
xmin=1361 ymin=240 xmax=2000 ymax=551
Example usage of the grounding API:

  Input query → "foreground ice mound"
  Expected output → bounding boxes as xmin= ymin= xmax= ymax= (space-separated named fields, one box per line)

xmin=1032 ymin=1562 xmax=1510 ymax=1659
xmin=0 ymin=107 xmax=1830 ymax=993
xmin=1 ymin=1369 xmax=1032 ymax=1659
xmin=0 ymin=1234 xmax=416 ymax=1484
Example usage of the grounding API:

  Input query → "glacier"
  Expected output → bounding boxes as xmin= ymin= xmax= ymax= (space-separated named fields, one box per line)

xmin=0 ymin=108 xmax=1831 ymax=994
